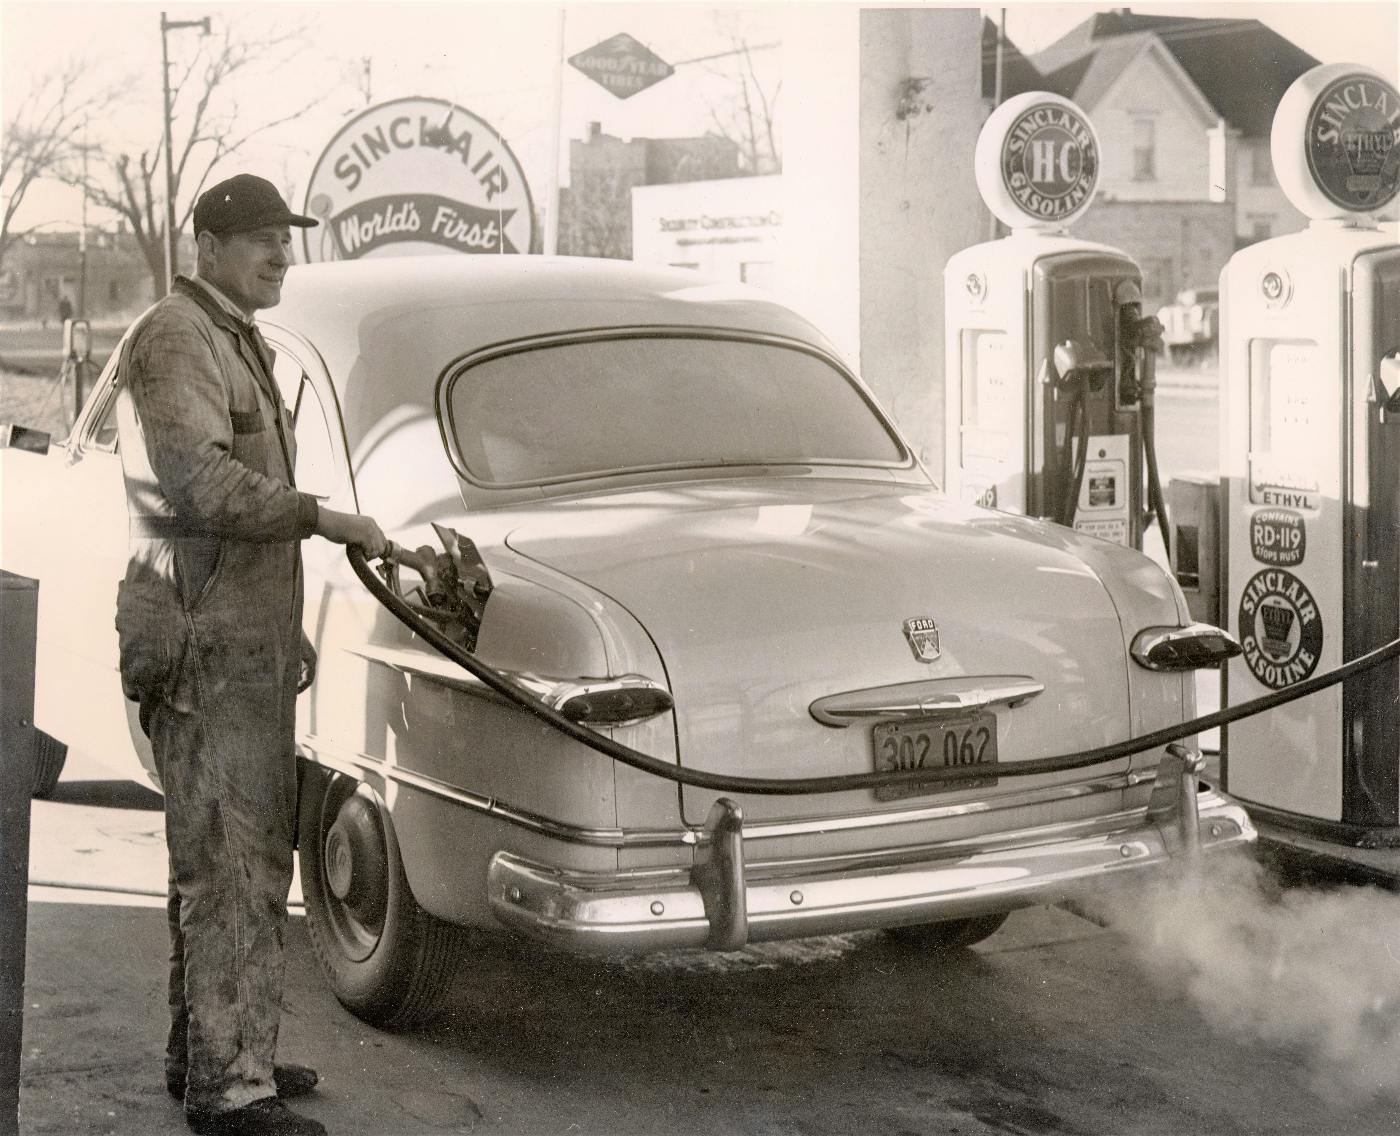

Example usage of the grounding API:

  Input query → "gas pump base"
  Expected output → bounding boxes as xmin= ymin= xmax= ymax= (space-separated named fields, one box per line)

xmin=1244 ymin=806 xmax=1400 ymax=891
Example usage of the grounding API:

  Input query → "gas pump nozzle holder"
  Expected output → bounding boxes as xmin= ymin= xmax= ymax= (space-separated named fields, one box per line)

xmin=1048 ymin=340 xmax=1113 ymax=391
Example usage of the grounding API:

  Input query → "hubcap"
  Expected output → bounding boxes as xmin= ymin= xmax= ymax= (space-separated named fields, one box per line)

xmin=325 ymin=822 xmax=354 ymax=900
xmin=320 ymin=786 xmax=391 ymax=961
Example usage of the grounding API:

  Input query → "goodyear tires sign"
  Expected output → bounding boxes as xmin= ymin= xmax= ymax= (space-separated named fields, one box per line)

xmin=302 ymin=97 xmax=535 ymax=262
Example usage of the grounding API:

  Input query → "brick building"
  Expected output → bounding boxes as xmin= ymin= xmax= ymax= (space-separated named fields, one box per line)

xmin=0 ymin=230 xmax=171 ymax=323
xmin=558 ymin=124 xmax=745 ymax=259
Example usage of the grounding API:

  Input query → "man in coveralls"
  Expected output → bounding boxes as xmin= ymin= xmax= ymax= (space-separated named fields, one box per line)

xmin=114 ymin=174 xmax=386 ymax=1136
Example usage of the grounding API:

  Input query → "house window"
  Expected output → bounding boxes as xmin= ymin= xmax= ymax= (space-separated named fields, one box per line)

xmin=1132 ymin=119 xmax=1156 ymax=181
xmin=1140 ymin=257 xmax=1174 ymax=306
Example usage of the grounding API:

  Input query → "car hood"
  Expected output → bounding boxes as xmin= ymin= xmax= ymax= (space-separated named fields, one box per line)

xmin=503 ymin=478 xmax=1145 ymax=821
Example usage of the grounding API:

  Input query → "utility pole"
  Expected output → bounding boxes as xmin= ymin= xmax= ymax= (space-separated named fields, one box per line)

xmin=545 ymin=7 xmax=565 ymax=257
xmin=161 ymin=11 xmax=210 ymax=294
xmin=78 ymin=118 xmax=89 ymax=319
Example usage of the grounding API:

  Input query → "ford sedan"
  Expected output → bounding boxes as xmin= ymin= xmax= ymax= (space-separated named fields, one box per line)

xmin=1 ymin=255 xmax=1254 ymax=1028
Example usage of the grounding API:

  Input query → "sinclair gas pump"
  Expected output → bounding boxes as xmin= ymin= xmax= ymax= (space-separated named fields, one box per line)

xmin=1219 ymin=63 xmax=1400 ymax=847
xmin=945 ymin=91 xmax=1169 ymax=550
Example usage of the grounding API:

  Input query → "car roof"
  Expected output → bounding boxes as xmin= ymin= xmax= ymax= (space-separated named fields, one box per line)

xmin=263 ymin=255 xmax=844 ymax=456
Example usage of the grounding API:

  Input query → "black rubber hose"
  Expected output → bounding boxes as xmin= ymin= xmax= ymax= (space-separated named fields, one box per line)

xmin=1142 ymin=400 xmax=1173 ymax=552
xmin=1138 ymin=337 xmax=1173 ymax=553
xmin=348 ymin=547 xmax=1400 ymax=796
xmin=1062 ymin=388 xmax=1090 ymax=528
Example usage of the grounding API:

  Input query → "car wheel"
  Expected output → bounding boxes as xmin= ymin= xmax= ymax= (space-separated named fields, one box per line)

xmin=885 ymin=911 xmax=1009 ymax=951
xmin=31 ymin=730 xmax=68 ymax=799
xmin=298 ymin=769 xmax=468 ymax=1029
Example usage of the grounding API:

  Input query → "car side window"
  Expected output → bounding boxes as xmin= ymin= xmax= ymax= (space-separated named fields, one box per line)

xmin=87 ymin=389 xmax=120 ymax=453
xmin=271 ymin=349 xmax=336 ymax=499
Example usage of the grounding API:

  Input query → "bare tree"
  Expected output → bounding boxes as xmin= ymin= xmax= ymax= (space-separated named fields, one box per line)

xmin=61 ymin=19 xmax=328 ymax=297
xmin=559 ymin=166 xmax=638 ymax=260
xmin=1 ymin=60 xmax=126 ymax=266
xmin=699 ymin=17 xmax=782 ymax=175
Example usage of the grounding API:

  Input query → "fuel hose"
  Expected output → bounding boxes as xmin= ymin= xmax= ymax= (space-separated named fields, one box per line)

xmin=349 ymin=547 xmax=1400 ymax=797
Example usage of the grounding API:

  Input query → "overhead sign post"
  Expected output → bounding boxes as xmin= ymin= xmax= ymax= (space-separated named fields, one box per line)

xmin=569 ymin=33 xmax=673 ymax=99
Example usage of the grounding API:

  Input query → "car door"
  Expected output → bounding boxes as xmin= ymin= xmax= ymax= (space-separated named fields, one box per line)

xmin=259 ymin=326 xmax=379 ymax=770
xmin=6 ymin=354 xmax=158 ymax=786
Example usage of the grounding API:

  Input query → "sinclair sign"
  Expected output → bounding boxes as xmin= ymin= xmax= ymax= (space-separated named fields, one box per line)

xmin=569 ymin=33 xmax=673 ymax=99
xmin=301 ymin=97 xmax=535 ymax=262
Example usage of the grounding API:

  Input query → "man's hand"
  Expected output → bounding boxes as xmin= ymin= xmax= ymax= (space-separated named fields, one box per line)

xmin=298 ymin=630 xmax=318 ymax=693
xmin=314 ymin=506 xmax=388 ymax=558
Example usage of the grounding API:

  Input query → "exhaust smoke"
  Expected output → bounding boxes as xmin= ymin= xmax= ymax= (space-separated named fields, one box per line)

xmin=1083 ymin=852 xmax=1400 ymax=1103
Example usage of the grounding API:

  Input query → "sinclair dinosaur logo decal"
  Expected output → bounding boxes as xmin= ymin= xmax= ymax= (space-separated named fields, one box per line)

xmin=1237 ymin=569 xmax=1323 ymax=690
xmin=1306 ymin=73 xmax=1400 ymax=212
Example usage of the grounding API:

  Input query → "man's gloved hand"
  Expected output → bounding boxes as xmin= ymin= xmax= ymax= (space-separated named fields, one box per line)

xmin=314 ymin=505 xmax=389 ymax=558
xmin=298 ymin=630 xmax=318 ymax=693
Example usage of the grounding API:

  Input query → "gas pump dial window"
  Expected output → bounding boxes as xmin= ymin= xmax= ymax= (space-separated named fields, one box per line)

xmin=959 ymin=331 xmax=1015 ymax=463
xmin=1248 ymin=339 xmax=1322 ymax=509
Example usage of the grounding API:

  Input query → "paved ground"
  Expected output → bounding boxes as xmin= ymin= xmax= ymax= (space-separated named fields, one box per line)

xmin=14 ymin=745 xmax=1400 ymax=1136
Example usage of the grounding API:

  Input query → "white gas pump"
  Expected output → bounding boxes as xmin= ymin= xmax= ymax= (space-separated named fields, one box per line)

xmin=1219 ymin=63 xmax=1400 ymax=846
xmin=945 ymin=91 xmax=1169 ymax=550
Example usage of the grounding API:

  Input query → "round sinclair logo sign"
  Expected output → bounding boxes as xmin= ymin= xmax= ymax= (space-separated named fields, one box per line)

xmin=1305 ymin=73 xmax=1400 ymax=212
xmin=1000 ymin=101 xmax=1099 ymax=223
xmin=302 ymin=97 xmax=535 ymax=263
xmin=1237 ymin=568 xmax=1324 ymax=690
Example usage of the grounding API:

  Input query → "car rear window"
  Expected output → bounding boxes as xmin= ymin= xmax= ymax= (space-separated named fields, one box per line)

xmin=443 ymin=334 xmax=908 ymax=486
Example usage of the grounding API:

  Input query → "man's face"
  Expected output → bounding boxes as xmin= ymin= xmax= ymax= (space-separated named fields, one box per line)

xmin=203 ymin=225 xmax=292 ymax=313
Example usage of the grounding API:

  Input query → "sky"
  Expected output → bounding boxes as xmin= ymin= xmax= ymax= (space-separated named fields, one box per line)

xmin=3 ymin=1 xmax=1397 ymax=234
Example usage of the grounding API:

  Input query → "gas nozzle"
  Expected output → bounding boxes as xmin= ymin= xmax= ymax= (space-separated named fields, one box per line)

xmin=376 ymin=525 xmax=493 ymax=652
xmin=1049 ymin=339 xmax=1114 ymax=392
xmin=1376 ymin=350 xmax=1400 ymax=413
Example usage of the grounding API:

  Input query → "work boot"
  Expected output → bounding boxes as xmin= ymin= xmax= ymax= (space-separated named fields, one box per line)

xmin=187 ymin=1097 xmax=326 ymax=1135
xmin=169 ymin=1063 xmax=319 ymax=1101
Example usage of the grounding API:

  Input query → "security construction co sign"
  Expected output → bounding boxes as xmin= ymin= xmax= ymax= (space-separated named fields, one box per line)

xmin=301 ymin=97 xmax=535 ymax=262
xmin=569 ymin=33 xmax=673 ymax=99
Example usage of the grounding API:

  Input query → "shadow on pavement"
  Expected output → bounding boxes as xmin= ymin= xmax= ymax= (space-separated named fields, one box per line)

xmin=44 ymin=778 xmax=163 ymax=811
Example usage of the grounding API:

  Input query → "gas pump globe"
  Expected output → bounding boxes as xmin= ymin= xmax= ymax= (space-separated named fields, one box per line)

xmin=945 ymin=91 xmax=1168 ymax=550
xmin=1218 ymin=63 xmax=1400 ymax=853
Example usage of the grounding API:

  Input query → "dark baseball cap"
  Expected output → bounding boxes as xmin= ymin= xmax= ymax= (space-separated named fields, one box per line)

xmin=193 ymin=174 xmax=318 ymax=236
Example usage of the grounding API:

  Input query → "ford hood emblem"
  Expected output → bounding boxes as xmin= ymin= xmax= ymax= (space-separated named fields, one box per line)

xmin=903 ymin=617 xmax=941 ymax=663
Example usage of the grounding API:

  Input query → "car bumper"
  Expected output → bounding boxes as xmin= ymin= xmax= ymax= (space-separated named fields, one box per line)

xmin=487 ymin=752 xmax=1256 ymax=953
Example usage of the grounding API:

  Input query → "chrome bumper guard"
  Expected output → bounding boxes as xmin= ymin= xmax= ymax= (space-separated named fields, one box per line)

xmin=487 ymin=746 xmax=1255 ymax=953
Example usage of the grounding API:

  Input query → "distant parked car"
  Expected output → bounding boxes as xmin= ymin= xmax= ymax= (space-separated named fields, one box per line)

xmin=1157 ymin=287 xmax=1219 ymax=365
xmin=1 ymin=255 xmax=1253 ymax=1029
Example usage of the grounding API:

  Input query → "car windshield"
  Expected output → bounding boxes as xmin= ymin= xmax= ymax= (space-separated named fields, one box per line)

xmin=443 ymin=334 xmax=908 ymax=486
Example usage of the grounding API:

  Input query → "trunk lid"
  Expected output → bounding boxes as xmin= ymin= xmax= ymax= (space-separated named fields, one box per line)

xmin=505 ymin=479 xmax=1132 ymax=823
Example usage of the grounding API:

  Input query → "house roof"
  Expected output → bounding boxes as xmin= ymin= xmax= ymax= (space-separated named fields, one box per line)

xmin=981 ymin=17 xmax=1043 ymax=100
xmin=1029 ymin=11 xmax=1319 ymax=135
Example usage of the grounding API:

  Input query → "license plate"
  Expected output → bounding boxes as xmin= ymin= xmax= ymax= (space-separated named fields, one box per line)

xmin=871 ymin=712 xmax=999 ymax=801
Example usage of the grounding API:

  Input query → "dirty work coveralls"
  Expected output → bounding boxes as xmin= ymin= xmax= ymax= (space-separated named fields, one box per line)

xmin=113 ymin=275 xmax=319 ymax=1118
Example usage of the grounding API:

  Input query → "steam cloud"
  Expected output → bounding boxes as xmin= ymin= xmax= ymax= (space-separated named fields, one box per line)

xmin=1084 ymin=852 xmax=1400 ymax=1103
